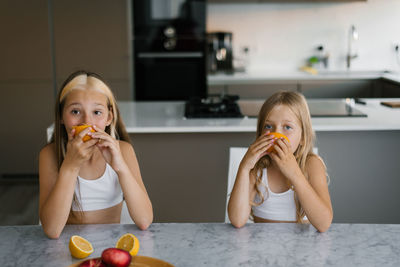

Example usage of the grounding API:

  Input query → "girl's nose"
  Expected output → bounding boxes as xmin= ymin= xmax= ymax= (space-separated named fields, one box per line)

xmin=83 ymin=113 xmax=92 ymax=125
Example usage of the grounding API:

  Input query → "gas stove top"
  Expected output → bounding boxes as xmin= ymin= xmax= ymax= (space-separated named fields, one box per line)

xmin=184 ymin=95 xmax=243 ymax=118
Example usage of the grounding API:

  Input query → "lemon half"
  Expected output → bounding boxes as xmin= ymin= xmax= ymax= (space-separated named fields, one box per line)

xmin=69 ymin=235 xmax=94 ymax=259
xmin=116 ymin=233 xmax=140 ymax=256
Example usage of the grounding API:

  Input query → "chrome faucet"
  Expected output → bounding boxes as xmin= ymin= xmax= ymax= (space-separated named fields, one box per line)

xmin=346 ymin=25 xmax=358 ymax=69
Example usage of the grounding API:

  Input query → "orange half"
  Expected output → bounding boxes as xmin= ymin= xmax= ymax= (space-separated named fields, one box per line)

xmin=267 ymin=132 xmax=289 ymax=153
xmin=72 ymin=125 xmax=95 ymax=142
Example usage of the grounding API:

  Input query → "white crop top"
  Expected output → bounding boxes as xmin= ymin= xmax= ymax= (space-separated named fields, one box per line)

xmin=252 ymin=168 xmax=298 ymax=221
xmin=72 ymin=164 xmax=123 ymax=211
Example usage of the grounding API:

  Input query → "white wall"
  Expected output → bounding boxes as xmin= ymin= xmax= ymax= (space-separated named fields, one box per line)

xmin=207 ymin=0 xmax=400 ymax=72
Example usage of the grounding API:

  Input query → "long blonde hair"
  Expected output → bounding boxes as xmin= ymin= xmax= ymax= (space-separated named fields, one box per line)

xmin=252 ymin=91 xmax=324 ymax=223
xmin=50 ymin=70 xmax=130 ymax=220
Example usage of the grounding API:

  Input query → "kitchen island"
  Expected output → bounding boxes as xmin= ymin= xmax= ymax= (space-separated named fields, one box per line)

xmin=119 ymin=98 xmax=400 ymax=224
xmin=1 ymin=223 xmax=399 ymax=267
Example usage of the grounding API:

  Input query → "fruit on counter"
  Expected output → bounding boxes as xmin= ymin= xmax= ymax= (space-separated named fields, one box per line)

xmin=115 ymin=233 xmax=140 ymax=256
xmin=79 ymin=258 xmax=106 ymax=267
xmin=266 ymin=132 xmax=290 ymax=153
xmin=101 ymin=248 xmax=132 ymax=267
xmin=299 ymin=65 xmax=318 ymax=75
xmin=73 ymin=124 xmax=95 ymax=142
xmin=69 ymin=235 xmax=94 ymax=259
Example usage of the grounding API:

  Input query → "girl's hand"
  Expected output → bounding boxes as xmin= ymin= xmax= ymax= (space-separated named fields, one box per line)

xmin=63 ymin=127 xmax=98 ymax=169
xmin=269 ymin=138 xmax=302 ymax=182
xmin=89 ymin=125 xmax=126 ymax=172
xmin=240 ymin=132 xmax=275 ymax=172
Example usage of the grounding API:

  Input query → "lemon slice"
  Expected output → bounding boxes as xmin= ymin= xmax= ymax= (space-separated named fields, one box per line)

xmin=116 ymin=233 xmax=140 ymax=256
xmin=69 ymin=235 xmax=94 ymax=259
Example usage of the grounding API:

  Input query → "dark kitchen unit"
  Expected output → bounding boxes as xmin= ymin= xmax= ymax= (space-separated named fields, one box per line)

xmin=133 ymin=0 xmax=207 ymax=101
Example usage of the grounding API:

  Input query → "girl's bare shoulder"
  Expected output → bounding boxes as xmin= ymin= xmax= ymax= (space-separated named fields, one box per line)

xmin=306 ymin=154 xmax=327 ymax=179
xmin=118 ymin=140 xmax=134 ymax=151
xmin=39 ymin=143 xmax=56 ymax=160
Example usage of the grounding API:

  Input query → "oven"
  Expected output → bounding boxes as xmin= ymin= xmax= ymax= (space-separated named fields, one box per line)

xmin=133 ymin=0 xmax=207 ymax=101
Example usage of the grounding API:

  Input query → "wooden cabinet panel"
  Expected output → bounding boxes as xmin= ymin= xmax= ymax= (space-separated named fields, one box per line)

xmin=0 ymin=0 xmax=53 ymax=175
xmin=52 ymin=0 xmax=131 ymax=100
xmin=380 ymin=79 xmax=400 ymax=97
xmin=0 ymin=0 xmax=52 ymax=80
xmin=209 ymin=83 xmax=297 ymax=99
xmin=299 ymin=80 xmax=373 ymax=98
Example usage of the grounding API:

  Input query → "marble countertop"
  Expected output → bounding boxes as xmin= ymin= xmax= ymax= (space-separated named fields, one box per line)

xmin=120 ymin=98 xmax=400 ymax=133
xmin=208 ymin=70 xmax=400 ymax=85
xmin=1 ymin=223 xmax=399 ymax=267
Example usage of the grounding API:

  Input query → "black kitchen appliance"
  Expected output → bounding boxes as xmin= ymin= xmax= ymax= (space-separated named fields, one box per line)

xmin=207 ymin=32 xmax=234 ymax=73
xmin=133 ymin=0 xmax=207 ymax=101
xmin=184 ymin=94 xmax=243 ymax=118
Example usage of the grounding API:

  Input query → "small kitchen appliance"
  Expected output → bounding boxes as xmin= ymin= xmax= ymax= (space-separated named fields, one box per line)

xmin=207 ymin=32 xmax=234 ymax=73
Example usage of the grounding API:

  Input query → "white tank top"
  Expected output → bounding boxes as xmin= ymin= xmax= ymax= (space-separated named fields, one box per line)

xmin=72 ymin=163 xmax=123 ymax=211
xmin=252 ymin=168 xmax=298 ymax=221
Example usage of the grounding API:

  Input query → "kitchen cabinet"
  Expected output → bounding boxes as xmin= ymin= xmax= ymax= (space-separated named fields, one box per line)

xmin=209 ymin=82 xmax=298 ymax=99
xmin=299 ymin=79 xmax=374 ymax=98
xmin=208 ymin=0 xmax=366 ymax=2
xmin=208 ymin=78 xmax=393 ymax=99
xmin=0 ymin=0 xmax=53 ymax=175
xmin=0 ymin=0 xmax=131 ymax=176
xmin=52 ymin=0 xmax=131 ymax=100
xmin=380 ymin=78 xmax=400 ymax=97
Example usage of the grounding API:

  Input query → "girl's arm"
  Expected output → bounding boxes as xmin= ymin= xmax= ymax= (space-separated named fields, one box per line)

xmin=271 ymin=139 xmax=333 ymax=232
xmin=227 ymin=167 xmax=257 ymax=228
xmin=39 ymin=145 xmax=79 ymax=239
xmin=117 ymin=141 xmax=153 ymax=230
xmin=298 ymin=155 xmax=333 ymax=232
xmin=90 ymin=127 xmax=153 ymax=229
xmin=228 ymin=134 xmax=274 ymax=228
xmin=39 ymin=128 xmax=98 ymax=239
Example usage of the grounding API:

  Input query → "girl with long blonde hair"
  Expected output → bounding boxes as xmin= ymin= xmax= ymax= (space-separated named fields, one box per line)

xmin=228 ymin=91 xmax=332 ymax=232
xmin=39 ymin=70 xmax=153 ymax=238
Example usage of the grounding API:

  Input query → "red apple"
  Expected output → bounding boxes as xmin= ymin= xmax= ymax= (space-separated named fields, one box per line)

xmin=101 ymin=248 xmax=132 ymax=267
xmin=79 ymin=258 xmax=106 ymax=267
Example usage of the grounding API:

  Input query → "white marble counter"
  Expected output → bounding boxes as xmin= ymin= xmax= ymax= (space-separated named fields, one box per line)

xmin=1 ymin=223 xmax=399 ymax=267
xmin=120 ymin=98 xmax=400 ymax=133
xmin=208 ymin=70 xmax=400 ymax=85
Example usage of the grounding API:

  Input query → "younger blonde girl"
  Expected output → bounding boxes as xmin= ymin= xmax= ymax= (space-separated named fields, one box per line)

xmin=39 ymin=70 xmax=153 ymax=238
xmin=228 ymin=91 xmax=332 ymax=232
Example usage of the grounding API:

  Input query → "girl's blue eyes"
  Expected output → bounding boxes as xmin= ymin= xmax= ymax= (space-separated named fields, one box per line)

xmin=70 ymin=110 xmax=102 ymax=115
xmin=264 ymin=125 xmax=292 ymax=130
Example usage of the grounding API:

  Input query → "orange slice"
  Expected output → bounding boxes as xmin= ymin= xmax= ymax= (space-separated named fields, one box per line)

xmin=69 ymin=235 xmax=94 ymax=259
xmin=115 ymin=233 xmax=140 ymax=256
xmin=267 ymin=132 xmax=290 ymax=153
xmin=72 ymin=125 xmax=95 ymax=142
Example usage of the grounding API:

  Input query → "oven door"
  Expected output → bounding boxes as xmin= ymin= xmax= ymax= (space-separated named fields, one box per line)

xmin=133 ymin=0 xmax=206 ymax=38
xmin=134 ymin=52 xmax=206 ymax=100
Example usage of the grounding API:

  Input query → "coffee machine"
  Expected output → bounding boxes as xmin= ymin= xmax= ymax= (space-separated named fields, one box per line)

xmin=207 ymin=32 xmax=233 ymax=73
